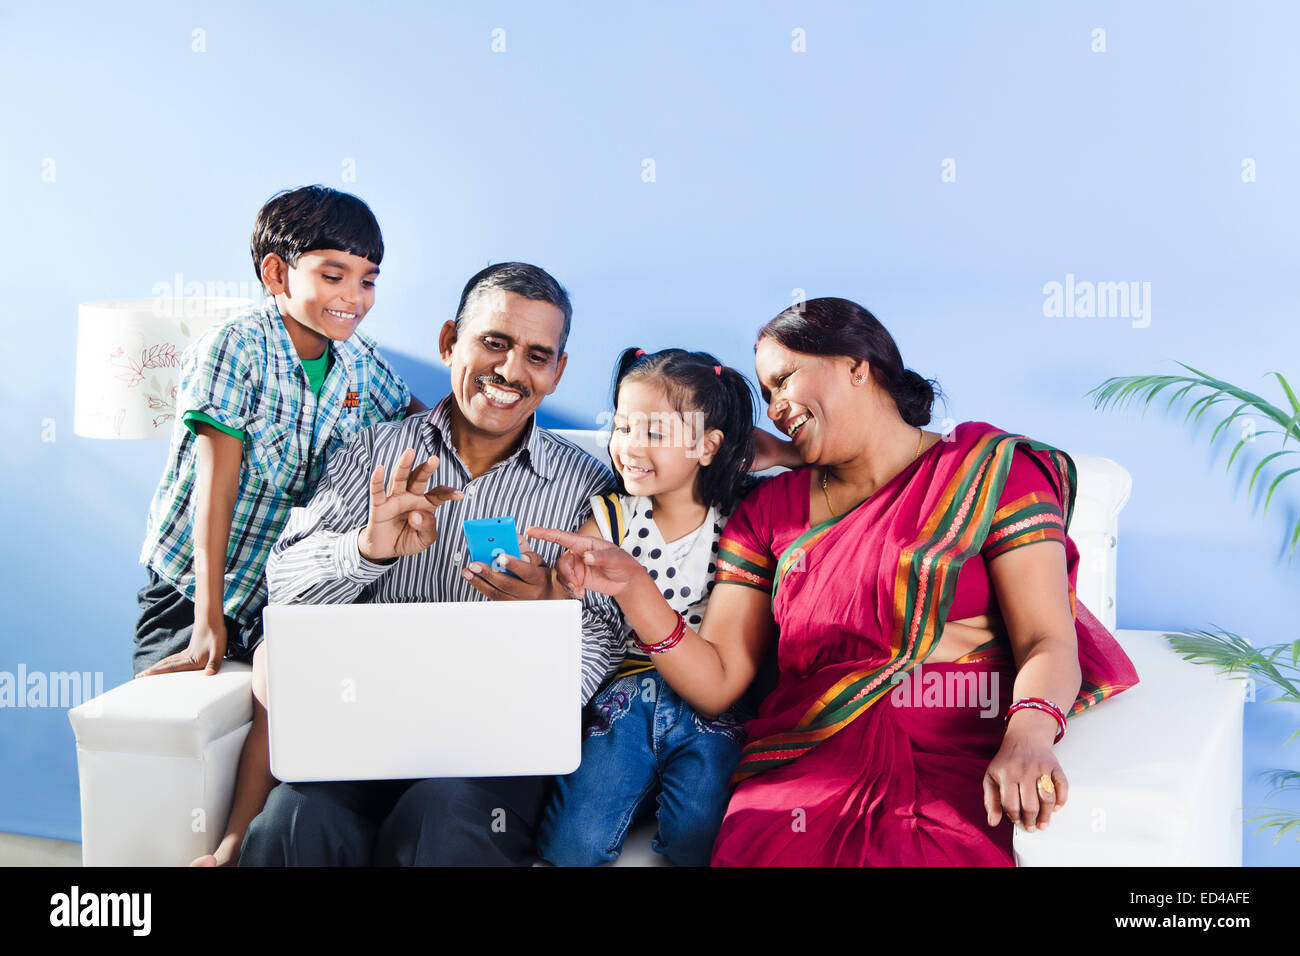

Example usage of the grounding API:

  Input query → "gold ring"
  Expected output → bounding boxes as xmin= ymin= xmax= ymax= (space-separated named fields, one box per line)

xmin=1037 ymin=773 xmax=1055 ymax=795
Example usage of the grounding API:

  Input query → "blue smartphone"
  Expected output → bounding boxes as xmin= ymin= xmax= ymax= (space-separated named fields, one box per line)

xmin=463 ymin=516 xmax=523 ymax=580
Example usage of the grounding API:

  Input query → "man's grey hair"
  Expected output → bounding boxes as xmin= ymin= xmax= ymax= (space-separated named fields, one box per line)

xmin=454 ymin=262 xmax=572 ymax=355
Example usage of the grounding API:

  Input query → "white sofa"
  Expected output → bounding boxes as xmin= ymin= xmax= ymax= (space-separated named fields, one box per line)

xmin=68 ymin=430 xmax=1244 ymax=866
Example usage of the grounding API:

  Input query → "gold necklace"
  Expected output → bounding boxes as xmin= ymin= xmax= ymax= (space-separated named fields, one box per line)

xmin=821 ymin=427 xmax=925 ymax=518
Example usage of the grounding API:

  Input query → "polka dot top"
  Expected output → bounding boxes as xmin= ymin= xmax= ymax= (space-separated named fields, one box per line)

xmin=589 ymin=493 xmax=724 ymax=677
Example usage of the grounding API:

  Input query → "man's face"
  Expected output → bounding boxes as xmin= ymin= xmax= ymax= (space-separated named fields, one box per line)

xmin=439 ymin=289 xmax=568 ymax=439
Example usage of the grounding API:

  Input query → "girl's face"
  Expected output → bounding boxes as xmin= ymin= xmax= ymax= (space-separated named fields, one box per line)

xmin=754 ymin=336 xmax=860 ymax=465
xmin=609 ymin=377 xmax=722 ymax=500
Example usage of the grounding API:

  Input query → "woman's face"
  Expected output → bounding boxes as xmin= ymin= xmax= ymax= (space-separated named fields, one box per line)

xmin=754 ymin=336 xmax=860 ymax=464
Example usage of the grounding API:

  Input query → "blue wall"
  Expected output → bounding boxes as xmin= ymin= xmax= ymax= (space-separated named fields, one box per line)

xmin=2 ymin=0 xmax=1297 ymax=863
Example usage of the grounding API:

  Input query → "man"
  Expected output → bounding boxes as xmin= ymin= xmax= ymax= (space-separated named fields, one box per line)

xmin=239 ymin=262 xmax=622 ymax=866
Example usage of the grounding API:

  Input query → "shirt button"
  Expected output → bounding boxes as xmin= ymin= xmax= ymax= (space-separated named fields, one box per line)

xmin=454 ymin=553 xmax=463 ymax=563
xmin=465 ymin=486 xmax=476 ymax=497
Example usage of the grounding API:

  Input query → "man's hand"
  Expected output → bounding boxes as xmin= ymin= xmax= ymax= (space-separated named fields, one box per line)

xmin=358 ymin=448 xmax=464 ymax=561
xmin=462 ymin=534 xmax=557 ymax=601
xmin=137 ymin=618 xmax=227 ymax=678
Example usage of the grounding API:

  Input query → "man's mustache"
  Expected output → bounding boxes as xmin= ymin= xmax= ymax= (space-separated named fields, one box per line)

xmin=475 ymin=375 xmax=532 ymax=399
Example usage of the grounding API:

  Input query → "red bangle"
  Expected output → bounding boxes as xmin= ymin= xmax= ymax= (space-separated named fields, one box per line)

xmin=1005 ymin=697 xmax=1067 ymax=743
xmin=633 ymin=612 xmax=686 ymax=655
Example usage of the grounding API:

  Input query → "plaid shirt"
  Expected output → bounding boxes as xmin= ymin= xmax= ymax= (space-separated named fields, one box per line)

xmin=140 ymin=296 xmax=411 ymax=624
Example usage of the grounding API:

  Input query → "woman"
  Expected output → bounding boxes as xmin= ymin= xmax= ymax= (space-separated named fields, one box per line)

xmin=529 ymin=297 xmax=1138 ymax=865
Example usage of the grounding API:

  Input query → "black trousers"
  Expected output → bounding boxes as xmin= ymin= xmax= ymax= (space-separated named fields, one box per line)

xmin=238 ymin=775 xmax=551 ymax=866
xmin=133 ymin=568 xmax=263 ymax=675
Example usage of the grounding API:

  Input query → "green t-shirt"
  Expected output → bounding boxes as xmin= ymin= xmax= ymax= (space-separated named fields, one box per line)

xmin=182 ymin=349 xmax=333 ymax=441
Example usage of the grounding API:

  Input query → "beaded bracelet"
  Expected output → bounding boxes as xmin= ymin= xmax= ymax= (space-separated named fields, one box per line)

xmin=632 ymin=612 xmax=687 ymax=655
xmin=1005 ymin=696 xmax=1067 ymax=744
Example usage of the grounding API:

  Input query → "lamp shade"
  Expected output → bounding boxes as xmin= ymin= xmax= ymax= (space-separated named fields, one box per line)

xmin=74 ymin=297 xmax=253 ymax=439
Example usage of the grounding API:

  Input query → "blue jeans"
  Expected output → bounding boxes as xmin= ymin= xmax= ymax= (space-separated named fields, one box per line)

xmin=537 ymin=671 xmax=749 ymax=867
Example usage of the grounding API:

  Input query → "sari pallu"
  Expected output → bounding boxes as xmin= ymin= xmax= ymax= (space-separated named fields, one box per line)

xmin=709 ymin=422 xmax=1139 ymax=866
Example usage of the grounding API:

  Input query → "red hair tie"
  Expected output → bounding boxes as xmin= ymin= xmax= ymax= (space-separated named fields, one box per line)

xmin=713 ymin=365 xmax=722 ymax=376
xmin=634 ymin=349 xmax=646 ymax=358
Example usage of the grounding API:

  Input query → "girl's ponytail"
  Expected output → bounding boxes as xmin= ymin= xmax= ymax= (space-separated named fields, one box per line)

xmin=707 ymin=363 xmax=759 ymax=513
xmin=611 ymin=347 xmax=647 ymax=394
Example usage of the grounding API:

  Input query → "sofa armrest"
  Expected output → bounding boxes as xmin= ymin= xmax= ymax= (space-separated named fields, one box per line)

xmin=1013 ymin=628 xmax=1244 ymax=866
xmin=68 ymin=663 xmax=254 ymax=866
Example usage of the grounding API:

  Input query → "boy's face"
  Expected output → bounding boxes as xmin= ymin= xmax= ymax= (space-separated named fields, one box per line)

xmin=261 ymin=249 xmax=379 ymax=353
xmin=439 ymin=289 xmax=568 ymax=440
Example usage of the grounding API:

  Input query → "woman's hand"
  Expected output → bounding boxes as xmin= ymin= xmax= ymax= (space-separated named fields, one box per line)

xmin=982 ymin=716 xmax=1068 ymax=833
xmin=525 ymin=526 xmax=647 ymax=599
xmin=749 ymin=427 xmax=802 ymax=472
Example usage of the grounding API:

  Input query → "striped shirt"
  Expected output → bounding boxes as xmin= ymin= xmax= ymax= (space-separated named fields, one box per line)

xmin=266 ymin=395 xmax=625 ymax=704
xmin=139 ymin=296 xmax=411 ymax=623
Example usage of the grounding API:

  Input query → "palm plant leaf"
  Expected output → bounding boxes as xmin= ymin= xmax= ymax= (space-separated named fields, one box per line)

xmin=1166 ymin=382 xmax=1199 ymax=411
xmin=1246 ymin=810 xmax=1300 ymax=843
xmin=1096 ymin=366 xmax=1300 ymax=846
xmin=1092 ymin=364 xmax=1300 ymax=557
xmin=1210 ymin=400 xmax=1254 ymax=445
xmin=1227 ymin=427 xmax=1288 ymax=473
xmin=1249 ymin=451 xmax=1298 ymax=495
xmin=1276 ymin=373 xmax=1300 ymax=416
xmin=1261 ymin=770 xmax=1300 ymax=793
xmin=1089 ymin=371 xmax=1292 ymax=432
xmin=1164 ymin=629 xmax=1300 ymax=701
xmin=1265 ymin=468 xmax=1300 ymax=513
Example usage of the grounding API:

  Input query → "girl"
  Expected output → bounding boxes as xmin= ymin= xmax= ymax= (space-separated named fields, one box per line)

xmin=536 ymin=347 xmax=771 ymax=866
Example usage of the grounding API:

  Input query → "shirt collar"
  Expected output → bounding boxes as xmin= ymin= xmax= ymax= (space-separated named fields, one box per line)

xmin=260 ymin=295 xmax=359 ymax=379
xmin=425 ymin=394 xmax=553 ymax=480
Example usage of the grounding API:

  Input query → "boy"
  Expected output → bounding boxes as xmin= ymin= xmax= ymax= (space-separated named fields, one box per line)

xmin=134 ymin=185 xmax=427 ymax=865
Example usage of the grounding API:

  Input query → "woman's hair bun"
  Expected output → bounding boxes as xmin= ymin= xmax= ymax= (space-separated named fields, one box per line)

xmin=894 ymin=369 xmax=936 ymax=426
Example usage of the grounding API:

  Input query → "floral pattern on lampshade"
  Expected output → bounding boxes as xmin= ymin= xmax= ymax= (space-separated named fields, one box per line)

xmin=75 ymin=298 xmax=253 ymax=439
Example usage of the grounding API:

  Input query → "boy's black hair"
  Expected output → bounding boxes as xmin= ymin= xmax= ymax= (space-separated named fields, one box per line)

xmin=608 ymin=347 xmax=759 ymax=514
xmin=250 ymin=185 xmax=384 ymax=285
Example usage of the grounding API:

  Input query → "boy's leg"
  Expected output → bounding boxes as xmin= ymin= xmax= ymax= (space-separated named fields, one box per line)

xmin=133 ymin=568 xmax=263 ymax=675
xmin=193 ymin=640 xmax=276 ymax=866
xmin=133 ymin=570 xmax=196 ymax=675
xmin=536 ymin=674 xmax=659 ymax=866
xmin=653 ymin=695 xmax=749 ymax=867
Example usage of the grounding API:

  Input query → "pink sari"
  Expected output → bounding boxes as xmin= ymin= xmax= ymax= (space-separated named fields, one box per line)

xmin=709 ymin=422 xmax=1139 ymax=866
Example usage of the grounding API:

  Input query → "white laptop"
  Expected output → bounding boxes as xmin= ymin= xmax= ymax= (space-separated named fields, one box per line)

xmin=263 ymin=600 xmax=582 ymax=782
